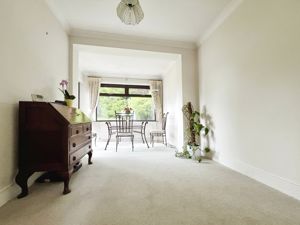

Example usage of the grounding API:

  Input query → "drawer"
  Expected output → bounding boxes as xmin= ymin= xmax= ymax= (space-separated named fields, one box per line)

xmin=70 ymin=125 xmax=83 ymax=136
xmin=69 ymin=134 xmax=92 ymax=153
xmin=83 ymin=123 xmax=92 ymax=134
xmin=69 ymin=144 xmax=92 ymax=165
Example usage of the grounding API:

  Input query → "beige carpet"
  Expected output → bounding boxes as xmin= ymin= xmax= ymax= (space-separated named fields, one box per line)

xmin=0 ymin=144 xmax=299 ymax=225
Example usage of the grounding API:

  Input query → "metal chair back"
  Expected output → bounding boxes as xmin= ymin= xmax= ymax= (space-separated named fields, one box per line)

xmin=115 ymin=113 xmax=134 ymax=135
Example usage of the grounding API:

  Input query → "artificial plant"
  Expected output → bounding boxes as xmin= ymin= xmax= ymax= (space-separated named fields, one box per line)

xmin=59 ymin=80 xmax=76 ymax=100
xmin=182 ymin=102 xmax=209 ymax=148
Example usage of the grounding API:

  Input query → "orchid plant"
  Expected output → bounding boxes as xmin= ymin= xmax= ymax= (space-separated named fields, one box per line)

xmin=59 ymin=80 xmax=76 ymax=100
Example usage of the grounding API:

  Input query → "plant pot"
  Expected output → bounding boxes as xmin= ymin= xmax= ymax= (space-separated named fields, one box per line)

xmin=187 ymin=145 xmax=200 ymax=158
xmin=65 ymin=99 xmax=73 ymax=107
xmin=187 ymin=145 xmax=194 ymax=156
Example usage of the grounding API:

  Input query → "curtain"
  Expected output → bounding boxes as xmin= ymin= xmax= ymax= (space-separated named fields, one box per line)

xmin=150 ymin=80 xmax=163 ymax=122
xmin=88 ymin=77 xmax=101 ymax=119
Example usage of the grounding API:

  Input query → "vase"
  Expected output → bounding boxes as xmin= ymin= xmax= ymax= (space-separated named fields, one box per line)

xmin=65 ymin=99 xmax=73 ymax=107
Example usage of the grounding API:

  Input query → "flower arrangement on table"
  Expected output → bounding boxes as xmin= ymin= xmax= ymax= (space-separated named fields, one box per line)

xmin=59 ymin=80 xmax=76 ymax=107
xmin=123 ymin=106 xmax=133 ymax=114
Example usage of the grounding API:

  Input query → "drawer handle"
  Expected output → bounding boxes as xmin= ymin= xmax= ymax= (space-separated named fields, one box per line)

xmin=89 ymin=145 xmax=91 ymax=149
xmin=76 ymin=130 xmax=79 ymax=134
xmin=73 ymin=156 xmax=76 ymax=161
xmin=72 ymin=143 xmax=76 ymax=148
xmin=86 ymin=127 xmax=89 ymax=131
xmin=88 ymin=136 xmax=91 ymax=139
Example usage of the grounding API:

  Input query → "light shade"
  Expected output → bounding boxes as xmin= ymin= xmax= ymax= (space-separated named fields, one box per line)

xmin=117 ymin=0 xmax=144 ymax=25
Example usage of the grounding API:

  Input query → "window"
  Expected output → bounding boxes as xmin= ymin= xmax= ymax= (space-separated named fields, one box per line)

xmin=96 ymin=84 xmax=155 ymax=121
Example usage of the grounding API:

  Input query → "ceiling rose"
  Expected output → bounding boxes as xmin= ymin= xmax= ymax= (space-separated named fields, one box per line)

xmin=117 ymin=0 xmax=144 ymax=25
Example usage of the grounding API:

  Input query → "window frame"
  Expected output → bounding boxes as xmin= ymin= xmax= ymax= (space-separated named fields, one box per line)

xmin=96 ymin=83 xmax=156 ymax=122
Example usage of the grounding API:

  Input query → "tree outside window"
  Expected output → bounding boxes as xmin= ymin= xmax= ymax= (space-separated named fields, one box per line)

xmin=96 ymin=84 xmax=155 ymax=121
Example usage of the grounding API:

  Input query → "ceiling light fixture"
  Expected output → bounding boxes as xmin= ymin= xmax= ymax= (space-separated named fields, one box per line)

xmin=117 ymin=0 xmax=144 ymax=25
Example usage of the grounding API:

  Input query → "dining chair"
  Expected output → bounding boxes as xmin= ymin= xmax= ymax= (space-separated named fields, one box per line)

xmin=133 ymin=121 xmax=149 ymax=148
xmin=115 ymin=113 xmax=134 ymax=152
xmin=104 ymin=122 xmax=116 ymax=150
xmin=150 ymin=112 xmax=169 ymax=147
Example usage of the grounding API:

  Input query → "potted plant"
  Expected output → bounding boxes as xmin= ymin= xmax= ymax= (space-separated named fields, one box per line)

xmin=59 ymin=80 xmax=76 ymax=107
xmin=182 ymin=102 xmax=209 ymax=161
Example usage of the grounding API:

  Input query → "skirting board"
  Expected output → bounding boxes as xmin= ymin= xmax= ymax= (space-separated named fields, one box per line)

xmin=0 ymin=173 xmax=42 ymax=208
xmin=218 ymin=157 xmax=300 ymax=201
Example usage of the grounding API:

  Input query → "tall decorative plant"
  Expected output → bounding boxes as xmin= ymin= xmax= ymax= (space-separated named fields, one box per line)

xmin=182 ymin=102 xmax=209 ymax=146
xmin=175 ymin=102 xmax=210 ymax=162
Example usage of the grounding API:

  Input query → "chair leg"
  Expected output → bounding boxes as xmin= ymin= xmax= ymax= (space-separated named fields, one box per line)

xmin=141 ymin=133 xmax=145 ymax=143
xmin=164 ymin=135 xmax=167 ymax=147
xmin=116 ymin=137 xmax=118 ymax=152
xmin=105 ymin=134 xmax=111 ymax=150
xmin=151 ymin=134 xmax=154 ymax=147
xmin=131 ymin=136 xmax=134 ymax=152
xmin=144 ymin=133 xmax=149 ymax=148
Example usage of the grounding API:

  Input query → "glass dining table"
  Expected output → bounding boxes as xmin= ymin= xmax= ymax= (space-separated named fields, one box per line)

xmin=104 ymin=120 xmax=149 ymax=150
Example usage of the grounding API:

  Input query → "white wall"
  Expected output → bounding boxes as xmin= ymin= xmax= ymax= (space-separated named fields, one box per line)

xmin=199 ymin=0 xmax=300 ymax=200
xmin=163 ymin=60 xmax=183 ymax=148
xmin=0 ymin=0 xmax=68 ymax=206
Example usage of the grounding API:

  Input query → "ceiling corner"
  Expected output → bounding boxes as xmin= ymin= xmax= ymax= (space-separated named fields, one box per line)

xmin=44 ymin=0 xmax=71 ymax=33
xmin=198 ymin=0 xmax=244 ymax=46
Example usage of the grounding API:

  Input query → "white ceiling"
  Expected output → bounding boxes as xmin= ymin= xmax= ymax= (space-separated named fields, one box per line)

xmin=77 ymin=45 xmax=180 ymax=79
xmin=46 ymin=0 xmax=231 ymax=42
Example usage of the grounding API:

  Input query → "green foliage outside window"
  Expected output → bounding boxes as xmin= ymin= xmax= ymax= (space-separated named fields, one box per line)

xmin=97 ymin=87 xmax=155 ymax=120
xmin=98 ymin=96 xmax=126 ymax=119
xmin=128 ymin=97 xmax=153 ymax=120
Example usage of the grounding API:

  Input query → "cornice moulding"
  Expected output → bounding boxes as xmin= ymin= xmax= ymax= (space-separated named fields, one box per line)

xmin=69 ymin=29 xmax=198 ymax=50
xmin=198 ymin=0 xmax=244 ymax=46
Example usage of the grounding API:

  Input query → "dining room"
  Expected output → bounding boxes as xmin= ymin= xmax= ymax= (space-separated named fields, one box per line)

xmin=74 ymin=45 xmax=186 ymax=151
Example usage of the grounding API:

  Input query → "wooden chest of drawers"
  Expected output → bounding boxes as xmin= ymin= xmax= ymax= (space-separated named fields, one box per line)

xmin=16 ymin=102 xmax=93 ymax=198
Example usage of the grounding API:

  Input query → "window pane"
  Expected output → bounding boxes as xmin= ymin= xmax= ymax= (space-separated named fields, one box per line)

xmin=129 ymin=88 xmax=150 ymax=95
xmin=100 ymin=87 xmax=125 ymax=94
xmin=97 ymin=96 xmax=155 ymax=120
xmin=128 ymin=97 xmax=154 ymax=120
xmin=97 ymin=96 xmax=127 ymax=120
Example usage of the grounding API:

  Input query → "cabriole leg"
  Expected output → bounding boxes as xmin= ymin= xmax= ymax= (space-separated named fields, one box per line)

xmin=62 ymin=173 xmax=71 ymax=195
xmin=15 ymin=170 xmax=34 ymax=199
xmin=88 ymin=150 xmax=93 ymax=165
